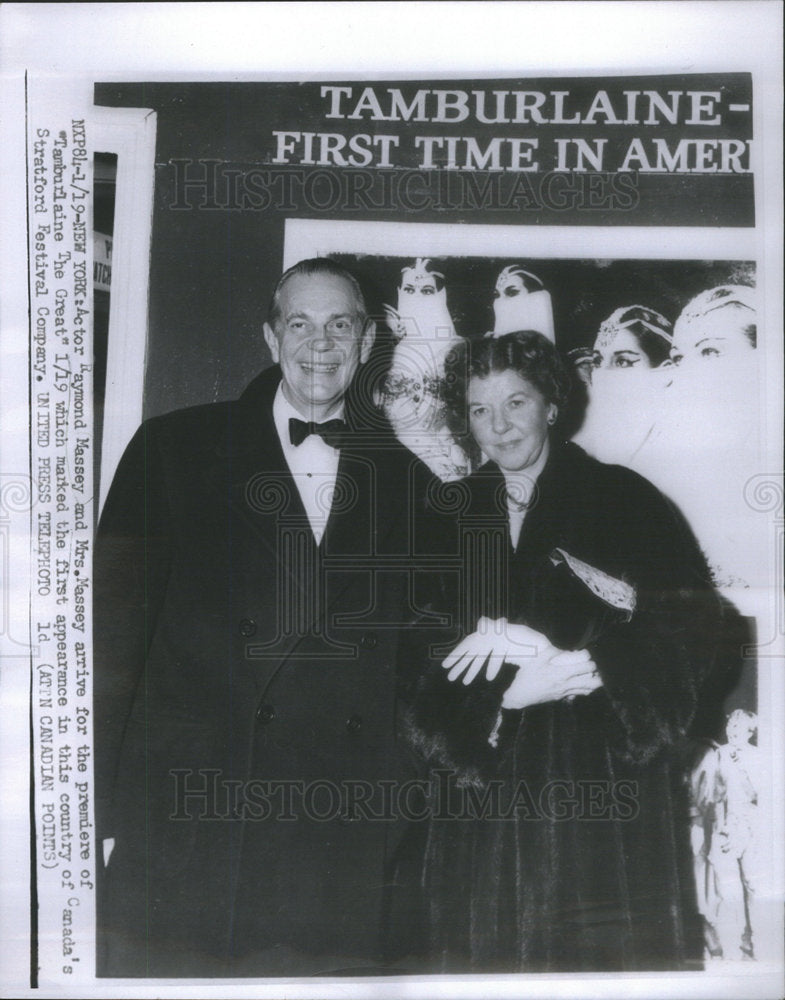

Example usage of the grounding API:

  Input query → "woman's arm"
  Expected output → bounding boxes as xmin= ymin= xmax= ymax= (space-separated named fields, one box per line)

xmin=580 ymin=472 xmax=730 ymax=763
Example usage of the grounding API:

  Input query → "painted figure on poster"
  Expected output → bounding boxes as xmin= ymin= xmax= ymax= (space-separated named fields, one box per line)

xmin=671 ymin=284 xmax=757 ymax=364
xmin=491 ymin=265 xmax=555 ymax=341
xmin=573 ymin=304 xmax=674 ymax=466
xmin=633 ymin=284 xmax=762 ymax=600
xmin=690 ymin=710 xmax=761 ymax=960
xmin=379 ymin=257 xmax=470 ymax=480
xmin=566 ymin=345 xmax=595 ymax=386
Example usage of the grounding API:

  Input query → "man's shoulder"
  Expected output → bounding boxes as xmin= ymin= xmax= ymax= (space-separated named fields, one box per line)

xmin=137 ymin=367 xmax=279 ymax=453
xmin=135 ymin=399 xmax=243 ymax=464
xmin=146 ymin=397 xmax=236 ymax=429
xmin=145 ymin=398 xmax=235 ymax=432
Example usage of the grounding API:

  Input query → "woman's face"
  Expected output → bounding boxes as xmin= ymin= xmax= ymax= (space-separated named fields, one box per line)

xmin=672 ymin=304 xmax=756 ymax=365
xmin=494 ymin=272 xmax=526 ymax=299
xmin=468 ymin=369 xmax=556 ymax=472
xmin=594 ymin=327 xmax=653 ymax=370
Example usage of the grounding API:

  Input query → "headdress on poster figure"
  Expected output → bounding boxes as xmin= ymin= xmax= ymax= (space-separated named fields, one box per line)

xmin=491 ymin=265 xmax=555 ymax=342
xmin=566 ymin=345 xmax=596 ymax=385
xmin=384 ymin=258 xmax=455 ymax=343
xmin=594 ymin=304 xmax=673 ymax=353
xmin=567 ymin=346 xmax=595 ymax=364
xmin=399 ymin=257 xmax=445 ymax=294
xmin=674 ymin=284 xmax=757 ymax=346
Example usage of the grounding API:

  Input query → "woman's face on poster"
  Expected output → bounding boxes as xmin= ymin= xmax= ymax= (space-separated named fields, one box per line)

xmin=401 ymin=278 xmax=437 ymax=297
xmin=672 ymin=304 xmax=756 ymax=365
xmin=494 ymin=272 xmax=527 ymax=299
xmin=468 ymin=369 xmax=556 ymax=472
xmin=593 ymin=327 xmax=655 ymax=370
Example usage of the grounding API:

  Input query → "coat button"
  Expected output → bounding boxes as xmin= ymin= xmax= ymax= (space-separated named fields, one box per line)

xmin=361 ymin=633 xmax=377 ymax=649
xmin=346 ymin=714 xmax=363 ymax=734
xmin=239 ymin=618 xmax=257 ymax=637
xmin=256 ymin=703 xmax=276 ymax=724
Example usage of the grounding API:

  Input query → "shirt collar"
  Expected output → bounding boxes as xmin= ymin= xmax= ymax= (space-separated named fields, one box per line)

xmin=273 ymin=383 xmax=345 ymax=445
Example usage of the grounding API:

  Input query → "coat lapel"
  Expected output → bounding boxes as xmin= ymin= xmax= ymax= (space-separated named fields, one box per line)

xmin=516 ymin=443 xmax=576 ymax=562
xmin=205 ymin=366 xmax=312 ymax=561
xmin=317 ymin=437 xmax=400 ymax=634
xmin=202 ymin=369 xmax=327 ymax=689
xmin=205 ymin=368 xmax=409 ymax=668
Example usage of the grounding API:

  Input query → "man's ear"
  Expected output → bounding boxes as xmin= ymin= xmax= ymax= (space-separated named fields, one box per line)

xmin=359 ymin=319 xmax=376 ymax=365
xmin=263 ymin=323 xmax=280 ymax=363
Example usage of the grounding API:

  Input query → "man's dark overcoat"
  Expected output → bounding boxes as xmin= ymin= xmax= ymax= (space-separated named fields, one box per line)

xmin=94 ymin=366 xmax=435 ymax=976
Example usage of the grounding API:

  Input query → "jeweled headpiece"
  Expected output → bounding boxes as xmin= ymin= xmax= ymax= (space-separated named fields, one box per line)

xmin=595 ymin=305 xmax=673 ymax=351
xmin=493 ymin=265 xmax=544 ymax=297
xmin=676 ymin=285 xmax=756 ymax=327
xmin=399 ymin=258 xmax=444 ymax=293
xmin=491 ymin=265 xmax=554 ymax=341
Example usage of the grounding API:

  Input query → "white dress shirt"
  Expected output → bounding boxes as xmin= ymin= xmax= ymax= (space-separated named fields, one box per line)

xmin=273 ymin=385 xmax=343 ymax=544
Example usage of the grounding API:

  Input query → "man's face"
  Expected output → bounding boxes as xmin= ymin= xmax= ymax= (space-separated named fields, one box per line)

xmin=264 ymin=272 xmax=374 ymax=419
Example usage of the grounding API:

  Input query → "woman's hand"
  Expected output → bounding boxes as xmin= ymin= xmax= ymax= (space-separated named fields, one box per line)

xmin=501 ymin=648 xmax=602 ymax=709
xmin=442 ymin=617 xmax=550 ymax=684
xmin=442 ymin=617 xmax=602 ymax=709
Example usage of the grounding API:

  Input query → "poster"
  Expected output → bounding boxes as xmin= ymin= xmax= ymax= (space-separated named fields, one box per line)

xmin=1 ymin=4 xmax=783 ymax=998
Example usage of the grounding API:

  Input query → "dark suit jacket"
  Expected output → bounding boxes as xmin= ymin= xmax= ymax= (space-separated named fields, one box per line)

xmin=94 ymin=366 xmax=437 ymax=976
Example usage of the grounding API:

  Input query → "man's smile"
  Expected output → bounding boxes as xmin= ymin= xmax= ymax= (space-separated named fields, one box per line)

xmin=301 ymin=361 xmax=340 ymax=374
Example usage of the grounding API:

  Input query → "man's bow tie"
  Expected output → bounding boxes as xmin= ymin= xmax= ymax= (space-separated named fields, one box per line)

xmin=289 ymin=417 xmax=347 ymax=449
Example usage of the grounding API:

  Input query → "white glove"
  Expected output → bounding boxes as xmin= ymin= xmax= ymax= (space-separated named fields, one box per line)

xmin=442 ymin=617 xmax=602 ymax=710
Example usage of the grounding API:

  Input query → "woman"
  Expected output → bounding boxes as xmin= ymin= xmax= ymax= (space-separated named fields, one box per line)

xmin=491 ymin=264 xmax=555 ymax=341
xmin=632 ymin=284 xmax=762 ymax=598
xmin=592 ymin=303 xmax=673 ymax=369
xmin=391 ymin=331 xmax=735 ymax=973
xmin=671 ymin=285 xmax=756 ymax=365
xmin=574 ymin=304 xmax=673 ymax=465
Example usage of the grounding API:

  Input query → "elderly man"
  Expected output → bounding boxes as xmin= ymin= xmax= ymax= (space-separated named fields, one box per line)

xmin=94 ymin=259 xmax=437 ymax=976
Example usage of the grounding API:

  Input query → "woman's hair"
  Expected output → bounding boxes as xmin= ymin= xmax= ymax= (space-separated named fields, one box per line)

xmin=675 ymin=285 xmax=757 ymax=350
xmin=443 ymin=330 xmax=571 ymax=460
xmin=626 ymin=325 xmax=673 ymax=367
